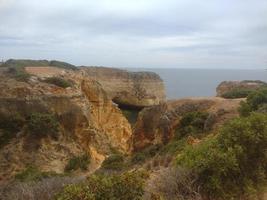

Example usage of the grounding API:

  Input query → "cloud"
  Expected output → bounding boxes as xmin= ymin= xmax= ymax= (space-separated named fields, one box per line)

xmin=0 ymin=0 xmax=266 ymax=68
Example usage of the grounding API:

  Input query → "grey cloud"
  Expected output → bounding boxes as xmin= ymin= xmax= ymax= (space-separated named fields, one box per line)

xmin=0 ymin=0 xmax=266 ymax=68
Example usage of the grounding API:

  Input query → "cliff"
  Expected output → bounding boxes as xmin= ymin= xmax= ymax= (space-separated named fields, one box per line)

xmin=216 ymin=80 xmax=267 ymax=97
xmin=133 ymin=97 xmax=242 ymax=151
xmin=0 ymin=66 xmax=132 ymax=182
xmin=81 ymin=67 xmax=166 ymax=108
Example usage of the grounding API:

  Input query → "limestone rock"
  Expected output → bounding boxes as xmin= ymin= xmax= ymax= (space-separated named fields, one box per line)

xmin=0 ymin=68 xmax=132 ymax=182
xmin=81 ymin=67 xmax=166 ymax=108
xmin=133 ymin=97 xmax=242 ymax=151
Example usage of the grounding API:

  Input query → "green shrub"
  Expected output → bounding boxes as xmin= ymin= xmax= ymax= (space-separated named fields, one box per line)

xmin=0 ymin=112 xmax=24 ymax=132
xmin=177 ymin=111 xmax=209 ymax=138
xmin=221 ymin=88 xmax=254 ymax=99
xmin=3 ymin=59 xmax=49 ymax=68
xmin=27 ymin=113 xmax=59 ymax=139
xmin=49 ymin=60 xmax=77 ymax=70
xmin=43 ymin=77 xmax=72 ymax=88
xmin=55 ymin=184 xmax=94 ymax=200
xmin=15 ymin=166 xmax=60 ymax=182
xmin=65 ymin=154 xmax=91 ymax=172
xmin=0 ymin=113 xmax=24 ymax=148
xmin=159 ymin=138 xmax=187 ymax=156
xmin=55 ymin=171 xmax=147 ymax=200
xmin=7 ymin=67 xmax=31 ymax=82
xmin=239 ymin=88 xmax=267 ymax=116
xmin=2 ymin=59 xmax=77 ymax=70
xmin=101 ymin=153 xmax=125 ymax=171
xmin=131 ymin=144 xmax=162 ymax=164
xmin=176 ymin=113 xmax=267 ymax=199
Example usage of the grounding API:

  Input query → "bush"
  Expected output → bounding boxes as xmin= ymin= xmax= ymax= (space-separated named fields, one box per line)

xmin=159 ymin=138 xmax=187 ymax=156
xmin=147 ymin=167 xmax=202 ymax=200
xmin=0 ymin=112 xmax=24 ymax=148
xmin=7 ymin=67 xmax=31 ymax=82
xmin=55 ymin=184 xmax=94 ymax=200
xmin=49 ymin=60 xmax=77 ymax=70
xmin=239 ymin=88 xmax=267 ymax=116
xmin=55 ymin=171 xmax=147 ymax=200
xmin=101 ymin=153 xmax=125 ymax=171
xmin=176 ymin=113 xmax=267 ymax=199
xmin=2 ymin=59 xmax=76 ymax=70
xmin=131 ymin=144 xmax=162 ymax=164
xmin=43 ymin=77 xmax=72 ymax=88
xmin=15 ymin=166 xmax=60 ymax=182
xmin=65 ymin=154 xmax=91 ymax=172
xmin=221 ymin=88 xmax=254 ymax=99
xmin=0 ymin=112 xmax=24 ymax=132
xmin=27 ymin=113 xmax=59 ymax=139
xmin=177 ymin=111 xmax=209 ymax=138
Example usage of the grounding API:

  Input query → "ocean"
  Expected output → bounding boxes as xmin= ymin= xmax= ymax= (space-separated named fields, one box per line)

xmin=129 ymin=68 xmax=267 ymax=100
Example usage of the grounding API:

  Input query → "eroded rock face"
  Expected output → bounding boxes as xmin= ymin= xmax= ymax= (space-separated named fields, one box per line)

xmin=216 ymin=80 xmax=267 ymax=97
xmin=133 ymin=97 xmax=242 ymax=151
xmin=81 ymin=67 xmax=166 ymax=108
xmin=0 ymin=68 xmax=132 ymax=182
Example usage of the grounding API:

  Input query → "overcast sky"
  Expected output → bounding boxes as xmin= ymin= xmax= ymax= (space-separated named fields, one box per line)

xmin=0 ymin=0 xmax=267 ymax=68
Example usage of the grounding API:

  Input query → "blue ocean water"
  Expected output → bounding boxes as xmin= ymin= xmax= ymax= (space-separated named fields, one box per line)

xmin=129 ymin=68 xmax=267 ymax=99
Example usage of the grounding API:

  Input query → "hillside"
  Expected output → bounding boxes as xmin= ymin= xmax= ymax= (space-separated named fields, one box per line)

xmin=0 ymin=61 xmax=267 ymax=200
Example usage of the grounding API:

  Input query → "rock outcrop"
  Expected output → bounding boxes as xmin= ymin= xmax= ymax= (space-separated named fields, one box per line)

xmin=133 ymin=97 xmax=242 ymax=151
xmin=0 ymin=67 xmax=132 ymax=182
xmin=81 ymin=67 xmax=166 ymax=108
xmin=216 ymin=80 xmax=267 ymax=97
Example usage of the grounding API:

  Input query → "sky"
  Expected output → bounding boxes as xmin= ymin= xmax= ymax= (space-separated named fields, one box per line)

xmin=0 ymin=0 xmax=267 ymax=69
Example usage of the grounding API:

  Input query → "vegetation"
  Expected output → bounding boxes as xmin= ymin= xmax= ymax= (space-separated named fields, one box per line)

xmin=131 ymin=144 xmax=162 ymax=164
xmin=55 ymin=171 xmax=147 ymax=200
xmin=0 ymin=112 xmax=24 ymax=132
xmin=49 ymin=60 xmax=77 ymax=70
xmin=176 ymin=113 xmax=267 ymax=199
xmin=7 ymin=67 xmax=31 ymax=82
xmin=239 ymin=88 xmax=267 ymax=116
xmin=159 ymin=138 xmax=188 ymax=156
xmin=27 ymin=113 xmax=59 ymax=139
xmin=176 ymin=111 xmax=209 ymax=139
xmin=43 ymin=77 xmax=73 ymax=88
xmin=100 ymin=153 xmax=126 ymax=171
xmin=2 ymin=59 xmax=76 ymax=70
xmin=0 ymin=112 xmax=24 ymax=148
xmin=65 ymin=154 xmax=91 ymax=172
xmin=221 ymin=88 xmax=254 ymax=99
xmin=15 ymin=166 xmax=60 ymax=182
xmin=0 ymin=176 xmax=83 ymax=200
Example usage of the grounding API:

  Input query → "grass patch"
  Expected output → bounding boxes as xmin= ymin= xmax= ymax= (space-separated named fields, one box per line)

xmin=43 ymin=77 xmax=73 ymax=88
xmin=221 ymin=88 xmax=255 ymax=99
xmin=15 ymin=166 xmax=61 ymax=182
xmin=7 ymin=67 xmax=31 ymax=82
xmin=27 ymin=112 xmax=59 ymax=139
xmin=131 ymin=144 xmax=162 ymax=164
xmin=65 ymin=154 xmax=91 ymax=172
xmin=2 ymin=59 xmax=76 ymax=70
xmin=101 ymin=153 xmax=126 ymax=171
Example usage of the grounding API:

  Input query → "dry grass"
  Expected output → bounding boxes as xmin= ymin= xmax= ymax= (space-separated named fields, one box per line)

xmin=144 ymin=167 xmax=202 ymax=200
xmin=0 ymin=176 xmax=85 ymax=200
